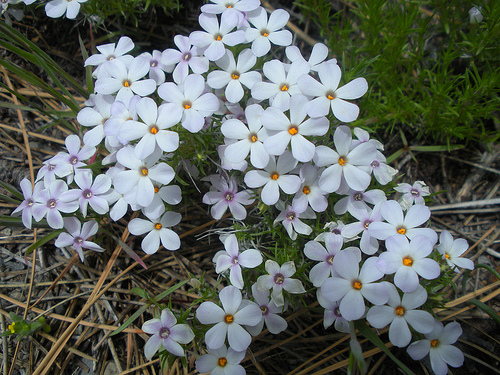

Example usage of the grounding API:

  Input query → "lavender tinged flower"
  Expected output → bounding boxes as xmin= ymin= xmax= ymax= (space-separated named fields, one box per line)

xmin=203 ymin=175 xmax=254 ymax=220
xmin=141 ymin=309 xmax=194 ymax=359
xmin=246 ymin=283 xmax=288 ymax=336
xmin=196 ymin=346 xmax=246 ymax=375
xmin=54 ymin=217 xmax=104 ymax=261
xmin=394 ymin=181 xmax=430 ymax=210
xmin=11 ymin=179 xmax=43 ymax=229
xmin=273 ymin=201 xmax=316 ymax=240
xmin=60 ymin=173 xmax=112 ymax=217
xmin=317 ymin=289 xmax=350 ymax=333
xmin=436 ymin=230 xmax=474 ymax=273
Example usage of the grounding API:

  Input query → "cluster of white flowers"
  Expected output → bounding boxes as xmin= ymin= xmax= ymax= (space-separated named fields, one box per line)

xmin=10 ymin=1 xmax=476 ymax=374
xmin=1 ymin=0 xmax=88 ymax=24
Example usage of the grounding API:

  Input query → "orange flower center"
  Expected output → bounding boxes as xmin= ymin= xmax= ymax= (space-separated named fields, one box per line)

xmin=288 ymin=125 xmax=298 ymax=135
xmin=261 ymin=30 xmax=269 ymax=37
xmin=218 ymin=357 xmax=228 ymax=367
xmin=445 ymin=253 xmax=450 ymax=259
xmin=231 ymin=72 xmax=240 ymax=80
xmin=141 ymin=167 xmax=149 ymax=176
xmin=155 ymin=223 xmax=162 ymax=230
xmin=183 ymin=101 xmax=192 ymax=110
xmin=150 ymin=125 xmax=159 ymax=134
xmin=302 ymin=186 xmax=310 ymax=195
xmin=402 ymin=256 xmax=413 ymax=267
xmin=249 ymin=133 xmax=258 ymax=143
xmin=430 ymin=339 xmax=439 ymax=347
xmin=352 ymin=280 xmax=362 ymax=290
xmin=395 ymin=306 xmax=405 ymax=316
xmin=215 ymin=34 xmax=222 ymax=41
xmin=326 ymin=92 xmax=335 ymax=100
xmin=224 ymin=314 xmax=234 ymax=324
xmin=123 ymin=80 xmax=131 ymax=87
xmin=338 ymin=156 xmax=347 ymax=166
xmin=271 ymin=172 xmax=279 ymax=180
xmin=280 ymin=84 xmax=289 ymax=91
xmin=397 ymin=227 xmax=406 ymax=235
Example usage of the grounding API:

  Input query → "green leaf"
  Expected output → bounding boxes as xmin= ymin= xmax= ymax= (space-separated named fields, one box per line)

xmin=109 ymin=303 xmax=149 ymax=337
xmin=26 ymin=229 xmax=64 ymax=255
xmin=155 ymin=279 xmax=189 ymax=302
xmin=130 ymin=287 xmax=151 ymax=300
xmin=468 ymin=299 xmax=500 ymax=325
xmin=475 ymin=263 xmax=500 ymax=280
xmin=0 ymin=179 xmax=23 ymax=200
xmin=355 ymin=320 xmax=415 ymax=375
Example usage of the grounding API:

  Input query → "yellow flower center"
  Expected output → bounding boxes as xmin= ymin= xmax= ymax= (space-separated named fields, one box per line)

xmin=430 ymin=339 xmax=439 ymax=347
xmin=445 ymin=253 xmax=450 ymax=259
xmin=326 ymin=91 xmax=335 ymax=100
xmin=8 ymin=322 xmax=15 ymax=333
xmin=280 ymin=84 xmax=289 ymax=91
xmin=288 ymin=125 xmax=298 ymax=135
xmin=183 ymin=101 xmax=192 ymax=110
xmin=397 ymin=227 xmax=406 ymax=235
xmin=150 ymin=125 xmax=159 ymax=134
xmin=338 ymin=156 xmax=347 ymax=166
xmin=154 ymin=186 xmax=160 ymax=193
xmin=154 ymin=223 xmax=162 ymax=230
xmin=271 ymin=172 xmax=279 ymax=180
xmin=123 ymin=80 xmax=131 ymax=87
xmin=403 ymin=256 xmax=413 ymax=267
xmin=218 ymin=357 xmax=228 ymax=367
xmin=261 ymin=30 xmax=269 ymax=37
xmin=224 ymin=314 xmax=234 ymax=324
xmin=352 ymin=280 xmax=362 ymax=290
xmin=302 ymin=186 xmax=310 ymax=195
xmin=215 ymin=34 xmax=222 ymax=41
xmin=141 ymin=167 xmax=149 ymax=176
xmin=249 ymin=133 xmax=258 ymax=143
xmin=231 ymin=72 xmax=240 ymax=80
xmin=395 ymin=306 xmax=405 ymax=316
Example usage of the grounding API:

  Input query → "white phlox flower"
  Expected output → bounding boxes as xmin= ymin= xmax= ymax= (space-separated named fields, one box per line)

xmin=367 ymin=283 xmax=434 ymax=347
xmin=407 ymin=320 xmax=464 ymax=375
xmin=394 ymin=181 xmax=430 ymax=210
xmin=367 ymin=200 xmax=438 ymax=244
xmin=370 ymin=150 xmax=398 ymax=185
xmin=161 ymin=35 xmax=209 ymax=84
xmin=119 ymin=97 xmax=181 ymax=159
xmin=35 ymin=155 xmax=73 ymax=188
xmin=436 ymin=230 xmax=474 ymax=272
xmin=141 ymin=308 xmax=194 ymax=359
xmin=195 ymin=345 xmax=246 ymax=375
xmin=189 ymin=12 xmax=245 ymax=61
xmin=244 ymin=151 xmax=300 ymax=206
xmin=103 ymin=96 xmax=140 ymax=146
xmin=298 ymin=61 xmax=368 ymax=122
xmin=221 ymin=103 xmax=270 ymax=169
xmin=315 ymin=125 xmax=376 ymax=193
xmin=285 ymin=43 xmax=337 ymax=72
xmin=207 ymin=49 xmax=261 ymax=103
xmin=376 ymin=234 xmax=440 ymax=293
xmin=320 ymin=250 xmax=388 ymax=321
xmin=273 ymin=200 xmax=316 ymax=240
xmin=213 ymin=234 xmax=262 ymax=289
xmin=12 ymin=179 xmax=44 ymax=229
xmin=261 ymin=94 xmax=329 ymax=162
xmin=251 ymin=59 xmax=310 ymax=111
xmin=196 ymin=285 xmax=262 ymax=351
xmin=84 ymin=36 xmax=135 ymax=79
xmin=54 ymin=217 xmax=104 ymax=261
xmin=128 ymin=210 xmax=182 ymax=254
xmin=245 ymin=283 xmax=288 ymax=336
xmin=54 ymin=134 xmax=96 ymax=184
xmin=158 ymin=74 xmax=220 ymax=133
xmin=45 ymin=0 xmax=88 ymax=19
xmin=316 ymin=289 xmax=350 ymax=332
xmin=256 ymin=260 xmax=306 ymax=307
xmin=77 ymin=94 xmax=115 ymax=147
xmin=201 ymin=0 xmax=260 ymax=24
xmin=351 ymin=127 xmax=384 ymax=150
xmin=245 ymin=7 xmax=292 ymax=57
xmin=341 ymin=203 xmax=382 ymax=255
xmin=292 ymin=163 xmax=328 ymax=213
xmin=333 ymin=187 xmax=386 ymax=216
xmin=139 ymin=50 xmax=174 ymax=85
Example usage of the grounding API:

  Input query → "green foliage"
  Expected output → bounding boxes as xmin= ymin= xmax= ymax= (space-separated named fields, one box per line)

xmin=294 ymin=0 xmax=500 ymax=145
xmin=1 ymin=314 xmax=51 ymax=339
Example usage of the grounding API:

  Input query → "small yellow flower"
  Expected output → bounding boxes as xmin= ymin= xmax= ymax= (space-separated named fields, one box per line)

xmin=8 ymin=322 xmax=16 ymax=333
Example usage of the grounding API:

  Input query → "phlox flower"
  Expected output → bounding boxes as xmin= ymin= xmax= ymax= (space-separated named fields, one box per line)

xmin=304 ymin=238 xmax=361 ymax=287
xmin=292 ymin=163 xmax=328 ymax=213
xmin=273 ymin=201 xmax=316 ymax=240
xmin=407 ymin=320 xmax=464 ymax=375
xmin=139 ymin=50 xmax=174 ymax=85
xmin=119 ymin=97 xmax=181 ymax=159
xmin=32 ymin=179 xmax=79 ymax=229
xmin=245 ymin=7 xmax=292 ymax=57
xmin=77 ymin=94 xmax=114 ymax=147
xmin=113 ymin=146 xmax=175 ymax=208
xmin=11 ymin=179 xmax=43 ymax=229
xmin=315 ymin=220 xmax=352 ymax=244
xmin=218 ymin=144 xmax=248 ymax=172
xmin=367 ymin=283 xmax=434 ymax=347
xmin=203 ymin=174 xmax=254 ymax=220
xmin=195 ymin=345 xmax=246 ymax=375
xmin=213 ymin=234 xmax=262 ymax=289
xmin=394 ymin=181 xmax=430 ymax=210
xmin=128 ymin=210 xmax=181 ymax=254
xmin=142 ymin=184 xmax=182 ymax=220
xmin=244 ymin=151 xmax=300 ymax=206
xmin=333 ymin=187 xmax=386 ymax=216
xmin=60 ymin=172 xmax=112 ymax=217
xmin=103 ymin=96 xmax=140 ymax=146
xmin=298 ymin=62 xmax=368 ymax=122
xmin=350 ymin=127 xmax=384 ymax=150
xmin=54 ymin=134 xmax=96 ymax=184
xmin=45 ymin=0 xmax=87 ymax=19
xmin=221 ymin=104 xmax=270 ymax=169
xmin=158 ymin=74 xmax=220 ymax=133
xmin=141 ymin=308 xmax=194 ymax=359
xmin=316 ymin=289 xmax=350 ymax=333
xmin=341 ymin=204 xmax=382 ymax=255
xmin=256 ymin=260 xmax=306 ymax=307
xmin=54 ymin=217 xmax=104 ymax=262
xmin=196 ymin=285 xmax=261 ymax=351
xmin=35 ymin=156 xmax=73 ymax=188
xmin=314 ymin=125 xmax=376 ymax=193
xmin=207 ymin=49 xmax=261 ymax=103
xmin=261 ymin=94 xmax=328 ymax=162
xmin=84 ymin=36 xmax=135 ymax=79
xmin=320 ymin=251 xmax=388 ymax=321
xmin=246 ymin=283 xmax=288 ymax=336
xmin=161 ymin=35 xmax=209 ymax=84
xmin=252 ymin=60 xmax=310 ymax=111
xmin=94 ymin=58 xmax=156 ymax=104
xmin=377 ymin=235 xmax=440 ymax=292
xmin=368 ymin=200 xmax=438 ymax=244
xmin=436 ymin=230 xmax=474 ymax=272
xmin=190 ymin=12 xmax=245 ymax=61
xmin=201 ymin=0 xmax=260 ymax=23
xmin=370 ymin=151 xmax=398 ymax=185
xmin=285 ymin=43 xmax=337 ymax=72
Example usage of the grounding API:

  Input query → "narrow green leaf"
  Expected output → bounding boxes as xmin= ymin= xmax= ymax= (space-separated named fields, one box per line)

xmin=130 ymin=287 xmax=151 ymax=300
xmin=155 ymin=279 xmax=189 ymax=302
xmin=475 ymin=263 xmax=500 ymax=280
xmin=26 ymin=229 xmax=64 ymax=255
xmin=409 ymin=145 xmax=464 ymax=152
xmin=0 ymin=179 xmax=23 ymax=200
xmin=468 ymin=299 xmax=500 ymax=325
xmin=109 ymin=303 xmax=149 ymax=336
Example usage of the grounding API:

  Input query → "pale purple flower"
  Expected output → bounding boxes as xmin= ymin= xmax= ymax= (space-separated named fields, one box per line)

xmin=298 ymin=62 xmax=368 ymax=122
xmin=256 ymin=260 xmax=306 ymax=307
xmin=54 ymin=217 xmax=104 ymax=261
xmin=315 ymin=125 xmax=376 ymax=193
xmin=407 ymin=320 xmax=464 ymax=375
xmin=394 ymin=181 xmax=430 ymax=210
xmin=368 ymin=200 xmax=438 ymax=244
xmin=292 ymin=163 xmax=328 ymax=213
xmin=139 ymin=50 xmax=174 ymax=85
xmin=341 ymin=204 xmax=382 ymax=255
xmin=141 ymin=308 xmax=194 ymax=359
xmin=196 ymin=286 xmax=261 ymax=351
xmin=377 ymin=235 xmax=440 ymax=292
xmin=285 ymin=43 xmax=336 ymax=72
xmin=45 ymin=0 xmax=88 ymax=19
xmin=213 ymin=234 xmax=262 ymax=289
xmin=273 ymin=201 xmax=316 ymax=240
xmin=11 ymin=179 xmax=43 ymax=229
xmin=203 ymin=175 xmax=254 ymax=220
xmin=370 ymin=151 xmax=398 ymax=185
xmin=158 ymin=74 xmax=219 ymax=133
xmin=320 ymin=251 xmax=388 ymax=321
xmin=77 ymin=94 xmax=114 ymax=147
xmin=84 ymin=36 xmax=134 ymax=79
xmin=367 ymin=283 xmax=434 ymax=347
xmin=316 ymin=289 xmax=349 ymax=332
xmin=333 ymin=187 xmax=386 ymax=216
xmin=55 ymin=134 xmax=96 ymax=184
xmin=245 ymin=7 xmax=292 ymax=57
xmin=60 ymin=173 xmax=112 ymax=217
xmin=436 ymin=230 xmax=474 ymax=273
xmin=32 ymin=179 xmax=79 ymax=229
xmin=244 ymin=151 xmax=300 ymax=206
xmin=35 ymin=156 xmax=73 ymax=188
xmin=195 ymin=346 xmax=246 ymax=375
xmin=245 ymin=283 xmax=288 ymax=336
